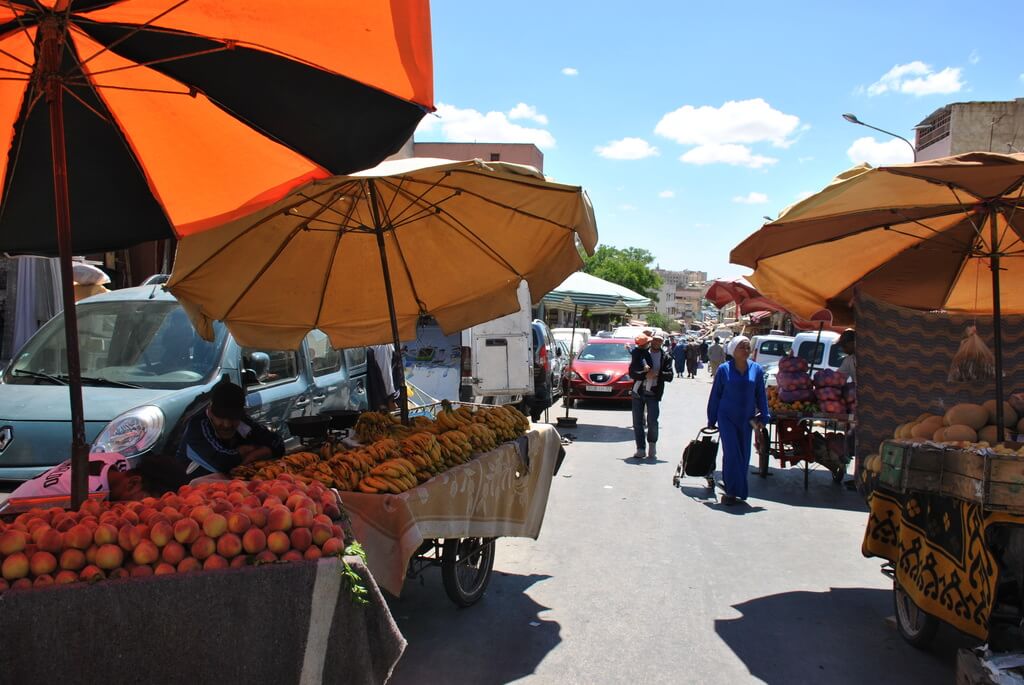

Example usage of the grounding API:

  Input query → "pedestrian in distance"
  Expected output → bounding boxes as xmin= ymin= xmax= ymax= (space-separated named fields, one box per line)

xmin=708 ymin=337 xmax=725 ymax=376
xmin=685 ymin=338 xmax=700 ymax=379
xmin=671 ymin=339 xmax=687 ymax=378
xmin=700 ymin=338 xmax=709 ymax=364
xmin=706 ymin=336 xmax=771 ymax=505
xmin=629 ymin=333 xmax=674 ymax=460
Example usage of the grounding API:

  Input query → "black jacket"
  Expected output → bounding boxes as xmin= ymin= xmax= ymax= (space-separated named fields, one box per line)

xmin=628 ymin=346 xmax=674 ymax=401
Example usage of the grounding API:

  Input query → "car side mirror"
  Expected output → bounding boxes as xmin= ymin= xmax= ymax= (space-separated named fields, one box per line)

xmin=243 ymin=352 xmax=270 ymax=385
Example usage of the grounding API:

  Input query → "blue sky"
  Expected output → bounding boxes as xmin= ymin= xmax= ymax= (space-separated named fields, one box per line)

xmin=417 ymin=0 xmax=1023 ymax=281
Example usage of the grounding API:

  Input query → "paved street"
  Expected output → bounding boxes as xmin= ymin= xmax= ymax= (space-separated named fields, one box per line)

xmin=387 ymin=373 xmax=970 ymax=684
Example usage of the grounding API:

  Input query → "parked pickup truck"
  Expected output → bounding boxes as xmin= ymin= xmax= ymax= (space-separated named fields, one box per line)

xmin=459 ymin=281 xmax=534 ymax=407
xmin=0 ymin=285 xmax=368 ymax=480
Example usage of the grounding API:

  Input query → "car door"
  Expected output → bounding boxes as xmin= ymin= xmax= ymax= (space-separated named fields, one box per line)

xmin=305 ymin=330 xmax=368 ymax=413
xmin=240 ymin=346 xmax=312 ymax=443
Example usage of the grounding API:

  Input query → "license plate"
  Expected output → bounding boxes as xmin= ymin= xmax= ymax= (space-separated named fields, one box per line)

xmin=585 ymin=385 xmax=613 ymax=393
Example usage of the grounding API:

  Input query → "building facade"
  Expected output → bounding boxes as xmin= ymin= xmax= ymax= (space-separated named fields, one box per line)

xmin=915 ymin=98 xmax=1024 ymax=161
xmin=652 ymin=268 xmax=709 ymax=323
xmin=411 ymin=142 xmax=544 ymax=171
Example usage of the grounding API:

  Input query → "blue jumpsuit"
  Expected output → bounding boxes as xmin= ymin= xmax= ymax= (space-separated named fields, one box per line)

xmin=706 ymin=360 xmax=770 ymax=500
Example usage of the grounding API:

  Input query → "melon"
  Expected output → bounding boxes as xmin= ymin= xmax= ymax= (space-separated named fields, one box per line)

xmin=932 ymin=427 xmax=947 ymax=442
xmin=982 ymin=399 xmax=1019 ymax=427
xmin=979 ymin=425 xmax=1012 ymax=444
xmin=1018 ymin=416 xmax=1024 ymax=435
xmin=912 ymin=417 xmax=945 ymax=439
xmin=943 ymin=424 xmax=978 ymax=443
xmin=944 ymin=403 xmax=989 ymax=430
xmin=896 ymin=422 xmax=916 ymax=439
xmin=916 ymin=413 xmax=937 ymax=423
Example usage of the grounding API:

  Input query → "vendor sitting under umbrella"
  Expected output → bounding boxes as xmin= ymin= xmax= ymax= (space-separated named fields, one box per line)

xmin=177 ymin=376 xmax=285 ymax=477
xmin=9 ymin=452 xmax=187 ymax=501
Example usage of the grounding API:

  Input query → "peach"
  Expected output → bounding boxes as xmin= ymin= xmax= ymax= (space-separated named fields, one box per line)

xmin=266 ymin=506 xmax=292 ymax=532
xmin=93 ymin=523 xmax=118 ymax=546
xmin=173 ymin=518 xmax=201 ymax=545
xmin=55 ymin=570 xmax=79 ymax=585
xmin=281 ymin=550 xmax=303 ymax=562
xmin=141 ymin=496 xmax=159 ymax=509
xmin=189 ymin=505 xmax=214 ymax=524
xmin=36 ymin=528 xmax=63 ymax=555
xmin=203 ymin=555 xmax=228 ymax=570
xmin=30 ymin=551 xmax=57 ymax=576
xmin=289 ymin=527 xmax=312 ymax=552
xmin=161 ymin=541 xmax=186 ymax=566
xmin=2 ymin=553 xmax=29 ymax=580
xmin=95 ymin=544 xmax=124 ymax=571
xmin=129 ymin=564 xmax=153 ymax=577
xmin=85 ymin=545 xmax=98 ymax=565
xmin=79 ymin=565 xmax=105 ymax=583
xmin=313 ymin=514 xmax=333 ymax=527
xmin=202 ymin=514 xmax=228 ymax=539
xmin=255 ymin=550 xmax=278 ymax=564
xmin=0 ymin=578 xmax=8 ymax=592
xmin=269 ymin=485 xmax=291 ymax=502
xmin=303 ymin=546 xmax=322 ymax=561
xmin=33 ymin=574 xmax=54 ymax=587
xmin=160 ymin=507 xmax=183 ymax=524
xmin=80 ymin=500 xmax=102 ymax=517
xmin=230 ymin=555 xmax=249 ymax=569
xmin=227 ymin=512 xmax=251 ymax=535
xmin=121 ymin=509 xmax=140 ymax=525
xmin=150 ymin=521 xmax=174 ymax=548
xmin=216 ymin=534 xmax=242 ymax=559
xmin=0 ymin=529 xmax=28 ymax=555
xmin=10 ymin=578 xmax=32 ymax=590
xmin=29 ymin=523 xmax=51 ymax=544
xmin=292 ymin=508 xmax=315 ymax=529
xmin=109 ymin=567 xmax=130 ymax=579
xmin=249 ymin=507 xmax=268 ymax=529
xmin=262 ymin=496 xmax=283 ymax=509
xmin=177 ymin=557 xmax=202 ymax=573
xmin=118 ymin=525 xmax=141 ymax=552
xmin=266 ymin=530 xmax=291 ymax=555
xmin=190 ymin=536 xmax=216 ymax=561
xmin=321 ymin=538 xmax=345 ymax=556
xmin=59 ymin=548 xmax=86 ymax=571
xmin=154 ymin=563 xmax=176 ymax=576
xmin=323 ymin=503 xmax=342 ymax=519
xmin=311 ymin=524 xmax=333 ymax=546
xmin=285 ymin=493 xmax=307 ymax=510
xmin=132 ymin=540 xmax=160 ymax=566
xmin=227 ymin=492 xmax=245 ymax=506
xmin=242 ymin=495 xmax=261 ymax=508
xmin=242 ymin=528 xmax=267 ymax=555
xmin=54 ymin=516 xmax=76 ymax=532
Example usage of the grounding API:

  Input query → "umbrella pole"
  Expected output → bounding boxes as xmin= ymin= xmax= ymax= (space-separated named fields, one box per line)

xmin=367 ymin=180 xmax=409 ymax=424
xmin=562 ymin=305 xmax=578 ymax=422
xmin=989 ymin=209 xmax=1005 ymax=437
xmin=42 ymin=20 xmax=89 ymax=508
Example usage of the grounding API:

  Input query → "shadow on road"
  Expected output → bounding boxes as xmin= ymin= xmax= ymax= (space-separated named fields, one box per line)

xmin=387 ymin=571 xmax=560 ymax=685
xmin=702 ymin=501 xmax=767 ymax=515
xmin=622 ymin=456 xmax=670 ymax=465
xmin=566 ymin=421 xmax=635 ymax=444
xmin=745 ymin=466 xmax=869 ymax=513
xmin=715 ymin=587 xmax=973 ymax=685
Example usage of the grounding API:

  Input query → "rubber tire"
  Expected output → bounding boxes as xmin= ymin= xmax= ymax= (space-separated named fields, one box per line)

xmin=441 ymin=537 xmax=496 ymax=607
xmin=893 ymin=581 xmax=939 ymax=648
xmin=832 ymin=467 xmax=846 ymax=483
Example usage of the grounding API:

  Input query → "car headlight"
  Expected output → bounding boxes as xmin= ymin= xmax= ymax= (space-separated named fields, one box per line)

xmin=568 ymin=370 xmax=580 ymax=380
xmin=90 ymin=405 xmax=165 ymax=457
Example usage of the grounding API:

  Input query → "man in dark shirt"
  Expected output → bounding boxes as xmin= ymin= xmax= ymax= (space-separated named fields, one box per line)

xmin=176 ymin=376 xmax=285 ymax=477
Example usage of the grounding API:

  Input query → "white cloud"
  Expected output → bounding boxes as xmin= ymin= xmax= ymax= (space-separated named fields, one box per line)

xmin=680 ymin=143 xmax=777 ymax=169
xmin=658 ymin=190 xmax=675 ymax=199
xmin=866 ymin=61 xmax=964 ymax=96
xmin=732 ymin=192 xmax=768 ymax=205
xmin=655 ymin=98 xmax=801 ymax=148
xmin=508 ymin=102 xmax=548 ymax=125
xmin=561 ymin=67 xmax=578 ymax=76
xmin=847 ymin=136 xmax=914 ymax=166
xmin=415 ymin=102 xmax=556 ymax=149
xmin=595 ymin=137 xmax=659 ymax=160
xmin=618 ymin=204 xmax=637 ymax=211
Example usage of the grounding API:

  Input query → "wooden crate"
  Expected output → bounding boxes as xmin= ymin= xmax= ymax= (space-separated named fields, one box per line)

xmin=878 ymin=440 xmax=1024 ymax=514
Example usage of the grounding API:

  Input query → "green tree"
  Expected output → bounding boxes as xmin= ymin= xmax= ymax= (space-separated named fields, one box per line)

xmin=644 ymin=312 xmax=675 ymax=331
xmin=582 ymin=246 xmax=662 ymax=299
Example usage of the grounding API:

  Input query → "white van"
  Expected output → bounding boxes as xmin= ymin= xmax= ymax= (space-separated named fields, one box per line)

xmin=763 ymin=330 xmax=846 ymax=387
xmin=551 ymin=327 xmax=589 ymax=357
xmin=459 ymin=282 xmax=534 ymax=405
xmin=612 ymin=325 xmax=667 ymax=341
xmin=750 ymin=334 xmax=794 ymax=367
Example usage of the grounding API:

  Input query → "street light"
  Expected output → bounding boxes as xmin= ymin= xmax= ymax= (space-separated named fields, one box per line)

xmin=842 ymin=113 xmax=917 ymax=162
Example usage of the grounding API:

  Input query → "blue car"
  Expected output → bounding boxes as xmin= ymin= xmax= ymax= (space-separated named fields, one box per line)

xmin=0 ymin=286 xmax=368 ymax=480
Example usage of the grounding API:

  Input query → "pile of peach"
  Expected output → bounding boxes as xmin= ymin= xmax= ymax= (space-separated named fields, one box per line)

xmin=0 ymin=475 xmax=347 ymax=591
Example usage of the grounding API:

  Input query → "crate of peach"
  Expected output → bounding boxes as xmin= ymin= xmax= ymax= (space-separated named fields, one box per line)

xmin=0 ymin=475 xmax=355 ymax=592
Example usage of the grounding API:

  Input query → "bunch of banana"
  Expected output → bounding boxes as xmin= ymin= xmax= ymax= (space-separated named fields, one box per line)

xmin=250 ymin=461 xmax=297 ymax=480
xmin=354 ymin=411 xmax=399 ymax=443
xmin=436 ymin=430 xmax=473 ymax=466
xmin=398 ymin=433 xmax=444 ymax=480
xmin=330 ymin=447 xmax=378 ymax=480
xmin=358 ymin=457 xmax=420 ymax=493
xmin=298 ymin=461 xmax=338 ymax=486
xmin=230 ymin=459 xmax=276 ymax=479
xmin=322 ymin=457 xmax=361 ymax=490
xmin=473 ymin=406 xmax=519 ymax=442
xmin=282 ymin=451 xmax=320 ymax=469
xmin=462 ymin=423 xmax=498 ymax=452
xmin=410 ymin=415 xmax=439 ymax=434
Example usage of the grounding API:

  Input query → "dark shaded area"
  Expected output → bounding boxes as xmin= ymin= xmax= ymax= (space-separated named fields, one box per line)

xmin=388 ymin=571 xmax=560 ymax=685
xmin=745 ymin=464 xmax=870 ymax=513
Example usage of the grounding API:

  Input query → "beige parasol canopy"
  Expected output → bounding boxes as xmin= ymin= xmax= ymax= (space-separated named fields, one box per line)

xmin=731 ymin=152 xmax=1024 ymax=320
xmin=168 ymin=157 xmax=598 ymax=351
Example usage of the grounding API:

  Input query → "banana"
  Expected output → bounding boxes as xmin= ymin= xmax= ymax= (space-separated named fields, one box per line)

xmin=358 ymin=481 xmax=380 ymax=494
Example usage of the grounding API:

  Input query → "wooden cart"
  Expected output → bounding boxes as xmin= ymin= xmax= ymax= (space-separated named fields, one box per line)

xmin=755 ymin=412 xmax=855 ymax=488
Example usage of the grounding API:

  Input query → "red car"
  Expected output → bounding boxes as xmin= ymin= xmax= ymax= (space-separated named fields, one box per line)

xmin=564 ymin=338 xmax=636 ymax=407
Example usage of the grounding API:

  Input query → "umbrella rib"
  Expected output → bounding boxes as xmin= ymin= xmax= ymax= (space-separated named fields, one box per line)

xmin=58 ymin=81 xmax=112 ymax=123
xmin=375 ymin=186 xmax=427 ymax=313
xmin=75 ymin=0 xmax=193 ymax=70
xmin=0 ymin=73 xmax=38 ymax=221
xmin=75 ymin=44 xmax=232 ymax=79
xmin=377 ymin=174 xmax=450 ymax=226
xmin=312 ymin=195 xmax=358 ymax=330
xmin=382 ymin=189 xmax=461 ymax=231
xmin=1 ymin=0 xmax=36 ymax=51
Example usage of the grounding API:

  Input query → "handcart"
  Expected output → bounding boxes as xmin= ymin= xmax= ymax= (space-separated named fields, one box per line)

xmin=755 ymin=412 xmax=855 ymax=488
xmin=673 ymin=427 xmax=719 ymax=490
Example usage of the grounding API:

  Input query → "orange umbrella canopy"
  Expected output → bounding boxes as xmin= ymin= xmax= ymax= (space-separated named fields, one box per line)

xmin=703 ymin=278 xmax=759 ymax=309
xmin=0 ymin=1 xmax=434 ymax=254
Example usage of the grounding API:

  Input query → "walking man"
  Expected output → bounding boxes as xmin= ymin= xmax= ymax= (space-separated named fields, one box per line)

xmin=629 ymin=333 xmax=674 ymax=460
xmin=708 ymin=337 xmax=725 ymax=377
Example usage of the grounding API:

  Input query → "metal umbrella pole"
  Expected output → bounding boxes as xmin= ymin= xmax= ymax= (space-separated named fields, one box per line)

xmin=557 ymin=304 xmax=579 ymax=428
xmin=989 ymin=207 xmax=1006 ymax=437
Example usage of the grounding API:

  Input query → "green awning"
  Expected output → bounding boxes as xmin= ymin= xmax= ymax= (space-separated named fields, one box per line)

xmin=542 ymin=272 xmax=654 ymax=315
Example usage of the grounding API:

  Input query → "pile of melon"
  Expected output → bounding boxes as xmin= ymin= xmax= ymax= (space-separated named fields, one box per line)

xmin=894 ymin=400 xmax=1023 ymax=445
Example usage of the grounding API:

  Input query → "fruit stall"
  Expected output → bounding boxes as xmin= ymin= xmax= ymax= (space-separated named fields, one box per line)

xmin=230 ymin=402 xmax=560 ymax=606
xmin=758 ymin=355 xmax=857 ymax=488
xmin=0 ymin=476 xmax=405 ymax=684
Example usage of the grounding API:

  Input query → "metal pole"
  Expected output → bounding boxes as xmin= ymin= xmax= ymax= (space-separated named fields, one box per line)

xmin=990 ymin=209 xmax=1005 ymax=438
xmin=41 ymin=18 xmax=89 ymax=507
xmin=366 ymin=180 xmax=409 ymax=424
xmin=564 ymin=304 xmax=577 ymax=420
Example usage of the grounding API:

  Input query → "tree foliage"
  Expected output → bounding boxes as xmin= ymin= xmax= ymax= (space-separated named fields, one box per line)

xmin=644 ymin=312 xmax=678 ymax=332
xmin=582 ymin=246 xmax=662 ymax=300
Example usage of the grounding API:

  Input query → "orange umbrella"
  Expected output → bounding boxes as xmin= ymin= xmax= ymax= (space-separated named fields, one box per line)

xmin=0 ymin=2 xmax=433 ymax=504
xmin=703 ymin=277 xmax=759 ymax=309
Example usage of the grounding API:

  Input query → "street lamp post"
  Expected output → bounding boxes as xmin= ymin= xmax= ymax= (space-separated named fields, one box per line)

xmin=842 ymin=113 xmax=917 ymax=162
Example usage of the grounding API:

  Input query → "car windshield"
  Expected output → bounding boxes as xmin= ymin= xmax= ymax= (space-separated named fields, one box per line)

xmin=577 ymin=343 xmax=631 ymax=362
xmin=6 ymin=300 xmax=227 ymax=390
xmin=796 ymin=340 xmax=847 ymax=368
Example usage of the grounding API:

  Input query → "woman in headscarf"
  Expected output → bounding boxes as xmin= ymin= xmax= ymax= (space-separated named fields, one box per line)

xmin=706 ymin=336 xmax=770 ymax=505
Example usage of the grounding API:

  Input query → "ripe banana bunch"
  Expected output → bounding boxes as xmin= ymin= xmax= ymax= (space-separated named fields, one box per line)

xmin=436 ymin=430 xmax=473 ymax=466
xmin=359 ymin=457 xmax=420 ymax=493
xmin=354 ymin=411 xmax=399 ymax=443
xmin=462 ymin=423 xmax=498 ymax=452
xmin=282 ymin=451 xmax=320 ymax=469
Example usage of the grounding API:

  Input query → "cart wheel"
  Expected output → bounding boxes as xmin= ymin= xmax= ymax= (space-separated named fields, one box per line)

xmin=756 ymin=424 xmax=770 ymax=478
xmin=441 ymin=537 xmax=496 ymax=607
xmin=893 ymin=581 xmax=939 ymax=648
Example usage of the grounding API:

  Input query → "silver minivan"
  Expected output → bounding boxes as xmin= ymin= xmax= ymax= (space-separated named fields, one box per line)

xmin=0 ymin=286 xmax=367 ymax=480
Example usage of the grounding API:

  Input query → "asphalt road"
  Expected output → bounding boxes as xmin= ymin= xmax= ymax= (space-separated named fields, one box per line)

xmin=386 ymin=372 xmax=971 ymax=684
